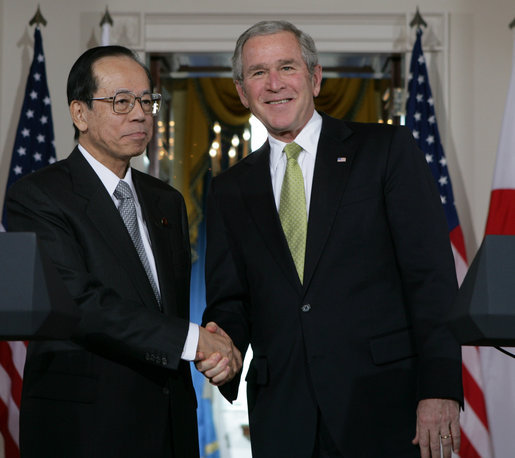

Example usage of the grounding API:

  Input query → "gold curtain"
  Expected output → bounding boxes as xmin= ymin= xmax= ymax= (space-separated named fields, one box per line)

xmin=182 ymin=80 xmax=210 ymax=249
xmin=179 ymin=79 xmax=250 ymax=249
xmin=315 ymin=78 xmax=379 ymax=122
xmin=197 ymin=78 xmax=250 ymax=125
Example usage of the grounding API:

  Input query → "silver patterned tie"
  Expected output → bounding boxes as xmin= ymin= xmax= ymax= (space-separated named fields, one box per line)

xmin=114 ymin=180 xmax=161 ymax=309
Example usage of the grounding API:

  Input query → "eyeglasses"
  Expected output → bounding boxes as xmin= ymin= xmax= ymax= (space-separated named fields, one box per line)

xmin=89 ymin=91 xmax=162 ymax=116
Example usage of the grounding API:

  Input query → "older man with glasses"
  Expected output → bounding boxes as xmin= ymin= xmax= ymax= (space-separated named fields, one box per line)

xmin=6 ymin=45 xmax=241 ymax=458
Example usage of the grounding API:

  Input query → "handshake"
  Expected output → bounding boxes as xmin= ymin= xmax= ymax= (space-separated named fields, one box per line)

xmin=195 ymin=322 xmax=242 ymax=386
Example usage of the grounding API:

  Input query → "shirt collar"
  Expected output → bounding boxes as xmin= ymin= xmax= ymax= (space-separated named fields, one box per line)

xmin=78 ymin=144 xmax=134 ymax=198
xmin=269 ymin=110 xmax=322 ymax=170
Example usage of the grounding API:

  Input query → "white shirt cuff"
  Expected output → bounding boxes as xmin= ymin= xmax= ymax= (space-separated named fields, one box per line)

xmin=181 ymin=322 xmax=200 ymax=361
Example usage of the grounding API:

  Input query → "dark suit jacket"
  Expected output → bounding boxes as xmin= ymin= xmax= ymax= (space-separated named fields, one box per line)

xmin=203 ymin=113 xmax=463 ymax=458
xmin=6 ymin=147 xmax=199 ymax=458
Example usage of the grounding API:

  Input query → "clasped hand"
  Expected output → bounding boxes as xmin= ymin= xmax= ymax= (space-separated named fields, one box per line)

xmin=195 ymin=322 xmax=242 ymax=386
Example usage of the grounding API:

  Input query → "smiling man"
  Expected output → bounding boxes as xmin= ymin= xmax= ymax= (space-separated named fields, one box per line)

xmin=197 ymin=21 xmax=463 ymax=458
xmin=6 ymin=45 xmax=241 ymax=458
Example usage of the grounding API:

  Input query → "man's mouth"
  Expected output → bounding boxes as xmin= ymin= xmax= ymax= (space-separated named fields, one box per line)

xmin=267 ymin=98 xmax=291 ymax=105
xmin=125 ymin=131 xmax=147 ymax=138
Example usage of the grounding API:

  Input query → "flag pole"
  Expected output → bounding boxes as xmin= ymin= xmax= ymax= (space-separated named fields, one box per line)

xmin=1 ymin=9 xmax=56 ymax=458
xmin=100 ymin=7 xmax=113 ymax=46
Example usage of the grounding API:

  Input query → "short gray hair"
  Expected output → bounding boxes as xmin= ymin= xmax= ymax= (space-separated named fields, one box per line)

xmin=232 ymin=20 xmax=319 ymax=83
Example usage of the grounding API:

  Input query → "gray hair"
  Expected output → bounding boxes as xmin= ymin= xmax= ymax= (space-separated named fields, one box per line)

xmin=232 ymin=20 xmax=319 ymax=83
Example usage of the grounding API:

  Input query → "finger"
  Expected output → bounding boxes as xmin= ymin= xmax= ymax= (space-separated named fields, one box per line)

xmin=429 ymin=430 xmax=442 ymax=458
xmin=450 ymin=421 xmax=461 ymax=453
xmin=415 ymin=427 xmax=431 ymax=458
xmin=440 ymin=432 xmax=453 ymax=458
xmin=194 ymin=351 xmax=205 ymax=362
xmin=195 ymin=352 xmax=222 ymax=372
xmin=209 ymin=364 xmax=231 ymax=385
xmin=230 ymin=347 xmax=242 ymax=370
xmin=203 ymin=357 xmax=229 ymax=379
xmin=235 ymin=347 xmax=243 ymax=366
xmin=211 ymin=364 xmax=238 ymax=386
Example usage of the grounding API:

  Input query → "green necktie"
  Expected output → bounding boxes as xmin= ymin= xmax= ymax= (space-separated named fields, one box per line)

xmin=279 ymin=142 xmax=307 ymax=283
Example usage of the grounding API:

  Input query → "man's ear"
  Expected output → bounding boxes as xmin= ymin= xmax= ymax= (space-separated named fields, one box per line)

xmin=69 ymin=100 xmax=88 ymax=134
xmin=311 ymin=65 xmax=323 ymax=98
xmin=235 ymin=81 xmax=249 ymax=109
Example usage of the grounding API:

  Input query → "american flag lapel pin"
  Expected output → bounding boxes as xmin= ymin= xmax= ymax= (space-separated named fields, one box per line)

xmin=337 ymin=156 xmax=347 ymax=163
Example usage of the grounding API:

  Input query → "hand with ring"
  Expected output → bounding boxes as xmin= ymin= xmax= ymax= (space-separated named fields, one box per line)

xmin=412 ymin=398 xmax=460 ymax=457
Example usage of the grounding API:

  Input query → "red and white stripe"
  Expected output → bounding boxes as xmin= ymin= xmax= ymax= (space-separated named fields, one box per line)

xmin=480 ymin=31 xmax=515 ymax=458
xmin=460 ymin=345 xmax=492 ymax=458
xmin=449 ymin=226 xmax=493 ymax=458
xmin=0 ymin=221 xmax=24 ymax=458
xmin=0 ymin=341 xmax=26 ymax=458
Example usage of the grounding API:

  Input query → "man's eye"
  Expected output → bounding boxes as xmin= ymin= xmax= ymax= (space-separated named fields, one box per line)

xmin=141 ymin=98 xmax=152 ymax=106
xmin=115 ymin=97 xmax=131 ymax=106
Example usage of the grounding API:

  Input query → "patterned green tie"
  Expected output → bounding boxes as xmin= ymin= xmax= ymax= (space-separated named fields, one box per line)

xmin=279 ymin=142 xmax=307 ymax=283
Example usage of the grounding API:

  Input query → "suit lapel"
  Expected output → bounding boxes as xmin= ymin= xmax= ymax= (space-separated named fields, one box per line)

xmin=303 ymin=115 xmax=355 ymax=290
xmin=68 ymin=148 xmax=158 ymax=309
xmin=238 ymin=143 xmax=302 ymax=292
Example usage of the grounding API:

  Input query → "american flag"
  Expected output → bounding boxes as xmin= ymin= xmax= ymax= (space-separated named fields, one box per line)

xmin=0 ymin=26 xmax=56 ymax=458
xmin=406 ymin=28 xmax=492 ymax=458
xmin=1 ymin=27 xmax=56 ymax=227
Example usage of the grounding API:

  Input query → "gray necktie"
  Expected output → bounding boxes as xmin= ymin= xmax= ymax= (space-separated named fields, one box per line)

xmin=114 ymin=180 xmax=161 ymax=309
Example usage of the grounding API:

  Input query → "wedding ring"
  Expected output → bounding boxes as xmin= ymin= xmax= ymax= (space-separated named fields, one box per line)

xmin=440 ymin=433 xmax=452 ymax=440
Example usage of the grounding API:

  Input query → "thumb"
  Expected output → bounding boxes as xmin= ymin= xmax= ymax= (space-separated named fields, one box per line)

xmin=205 ymin=321 xmax=219 ymax=333
xmin=412 ymin=427 xmax=420 ymax=445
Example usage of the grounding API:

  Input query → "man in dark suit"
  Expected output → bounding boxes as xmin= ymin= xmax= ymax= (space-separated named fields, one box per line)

xmin=6 ymin=45 xmax=241 ymax=458
xmin=197 ymin=21 xmax=463 ymax=458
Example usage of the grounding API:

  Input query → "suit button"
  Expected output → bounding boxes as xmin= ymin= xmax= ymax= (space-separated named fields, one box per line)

xmin=301 ymin=304 xmax=311 ymax=312
xmin=163 ymin=387 xmax=170 ymax=395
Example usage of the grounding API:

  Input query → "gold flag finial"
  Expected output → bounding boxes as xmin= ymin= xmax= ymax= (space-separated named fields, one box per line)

xmin=410 ymin=7 xmax=427 ymax=29
xmin=29 ymin=5 xmax=47 ymax=27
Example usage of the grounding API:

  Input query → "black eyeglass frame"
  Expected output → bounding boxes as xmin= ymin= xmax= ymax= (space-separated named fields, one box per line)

xmin=88 ymin=91 xmax=162 ymax=116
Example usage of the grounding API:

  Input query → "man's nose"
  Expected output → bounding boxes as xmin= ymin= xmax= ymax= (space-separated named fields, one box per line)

xmin=128 ymin=97 xmax=147 ymax=120
xmin=266 ymin=70 xmax=285 ymax=91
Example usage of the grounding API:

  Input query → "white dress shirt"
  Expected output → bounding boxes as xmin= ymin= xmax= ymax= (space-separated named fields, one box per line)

xmin=269 ymin=110 xmax=322 ymax=215
xmin=78 ymin=145 xmax=199 ymax=361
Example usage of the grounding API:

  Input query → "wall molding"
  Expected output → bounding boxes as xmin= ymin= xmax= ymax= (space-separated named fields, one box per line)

xmin=94 ymin=11 xmax=449 ymax=122
xmin=137 ymin=12 xmax=446 ymax=54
